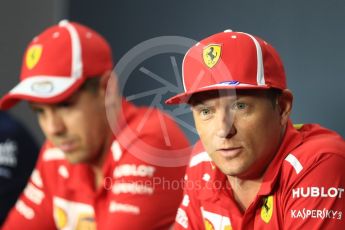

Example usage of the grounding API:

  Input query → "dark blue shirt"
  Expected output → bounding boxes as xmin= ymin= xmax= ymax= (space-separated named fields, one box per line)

xmin=0 ymin=112 xmax=39 ymax=225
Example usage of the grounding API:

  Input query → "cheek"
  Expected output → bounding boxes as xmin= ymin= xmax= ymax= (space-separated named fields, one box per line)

xmin=38 ymin=119 xmax=50 ymax=137
xmin=241 ymin=113 xmax=281 ymax=152
xmin=66 ymin=113 xmax=85 ymax=137
xmin=82 ymin=108 xmax=107 ymax=140
xmin=63 ymin=110 xmax=93 ymax=141
xmin=195 ymin=121 xmax=217 ymax=152
xmin=70 ymin=116 xmax=101 ymax=154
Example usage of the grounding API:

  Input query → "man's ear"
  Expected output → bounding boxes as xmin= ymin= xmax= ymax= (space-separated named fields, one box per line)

xmin=99 ymin=70 xmax=113 ymax=91
xmin=278 ymin=89 xmax=293 ymax=126
xmin=98 ymin=71 xmax=119 ymax=96
xmin=101 ymin=70 xmax=122 ymax=133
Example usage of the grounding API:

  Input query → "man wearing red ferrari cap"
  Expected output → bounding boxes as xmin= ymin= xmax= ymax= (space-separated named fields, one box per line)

xmin=0 ymin=20 xmax=190 ymax=229
xmin=166 ymin=30 xmax=345 ymax=229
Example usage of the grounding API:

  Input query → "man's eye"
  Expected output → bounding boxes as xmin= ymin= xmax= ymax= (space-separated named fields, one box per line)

xmin=199 ymin=108 xmax=214 ymax=120
xmin=31 ymin=107 xmax=44 ymax=115
xmin=57 ymin=101 xmax=74 ymax=108
xmin=232 ymin=102 xmax=247 ymax=110
xmin=201 ymin=109 xmax=210 ymax=115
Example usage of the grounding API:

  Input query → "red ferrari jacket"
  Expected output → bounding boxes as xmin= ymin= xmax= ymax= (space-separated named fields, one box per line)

xmin=2 ymin=101 xmax=190 ymax=230
xmin=175 ymin=122 xmax=345 ymax=229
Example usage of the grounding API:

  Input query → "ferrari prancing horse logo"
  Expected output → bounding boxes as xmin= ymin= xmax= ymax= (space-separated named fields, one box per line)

xmin=26 ymin=45 xmax=43 ymax=69
xmin=202 ymin=44 xmax=221 ymax=68
xmin=261 ymin=195 xmax=274 ymax=224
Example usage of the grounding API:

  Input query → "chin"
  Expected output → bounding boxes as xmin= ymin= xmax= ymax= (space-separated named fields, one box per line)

xmin=217 ymin=165 xmax=237 ymax=176
xmin=216 ymin=162 xmax=247 ymax=177
xmin=222 ymin=169 xmax=242 ymax=177
xmin=66 ymin=158 xmax=81 ymax=164
xmin=65 ymin=155 xmax=84 ymax=164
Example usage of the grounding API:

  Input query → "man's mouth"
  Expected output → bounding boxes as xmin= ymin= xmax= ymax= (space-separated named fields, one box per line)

xmin=216 ymin=147 xmax=242 ymax=158
xmin=56 ymin=140 xmax=78 ymax=153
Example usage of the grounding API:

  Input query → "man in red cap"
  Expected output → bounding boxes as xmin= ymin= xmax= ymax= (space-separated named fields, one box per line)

xmin=166 ymin=30 xmax=345 ymax=229
xmin=0 ymin=20 xmax=190 ymax=229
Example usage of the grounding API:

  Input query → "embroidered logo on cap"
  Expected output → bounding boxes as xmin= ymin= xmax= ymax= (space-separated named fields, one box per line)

xmin=31 ymin=81 xmax=54 ymax=95
xmin=26 ymin=45 xmax=43 ymax=69
xmin=219 ymin=81 xmax=240 ymax=86
xmin=261 ymin=195 xmax=274 ymax=223
xmin=203 ymin=44 xmax=221 ymax=68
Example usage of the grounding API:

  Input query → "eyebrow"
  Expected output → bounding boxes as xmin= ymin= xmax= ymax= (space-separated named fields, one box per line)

xmin=190 ymin=93 xmax=240 ymax=107
xmin=29 ymin=102 xmax=42 ymax=110
xmin=192 ymin=103 xmax=209 ymax=109
xmin=30 ymin=88 xmax=83 ymax=109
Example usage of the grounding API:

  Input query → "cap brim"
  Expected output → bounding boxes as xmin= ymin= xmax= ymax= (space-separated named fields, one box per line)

xmin=165 ymin=84 xmax=271 ymax=104
xmin=0 ymin=76 xmax=85 ymax=110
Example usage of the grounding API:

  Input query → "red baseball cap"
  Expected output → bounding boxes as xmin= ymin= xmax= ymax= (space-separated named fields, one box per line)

xmin=165 ymin=30 xmax=286 ymax=104
xmin=0 ymin=20 xmax=113 ymax=110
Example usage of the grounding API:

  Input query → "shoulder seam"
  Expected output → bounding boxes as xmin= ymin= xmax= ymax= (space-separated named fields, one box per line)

xmin=284 ymin=153 xmax=303 ymax=174
xmin=43 ymin=148 xmax=65 ymax=161
xmin=190 ymin=151 xmax=211 ymax=167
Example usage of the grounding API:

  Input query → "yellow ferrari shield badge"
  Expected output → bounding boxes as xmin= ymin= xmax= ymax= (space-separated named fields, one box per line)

xmin=261 ymin=195 xmax=274 ymax=223
xmin=203 ymin=44 xmax=221 ymax=68
xmin=204 ymin=218 xmax=214 ymax=230
xmin=54 ymin=206 xmax=68 ymax=229
xmin=26 ymin=45 xmax=43 ymax=69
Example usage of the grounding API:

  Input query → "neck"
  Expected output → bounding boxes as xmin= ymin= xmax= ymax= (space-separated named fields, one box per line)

xmin=91 ymin=127 xmax=113 ymax=189
xmin=227 ymin=125 xmax=288 ymax=212
xmin=227 ymin=175 xmax=263 ymax=212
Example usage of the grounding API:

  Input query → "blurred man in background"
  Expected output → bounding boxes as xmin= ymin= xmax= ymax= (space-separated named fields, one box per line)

xmin=1 ymin=20 xmax=190 ymax=229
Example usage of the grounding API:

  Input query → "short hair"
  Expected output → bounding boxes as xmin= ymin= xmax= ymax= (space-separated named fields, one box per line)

xmin=79 ymin=77 xmax=101 ymax=94
xmin=265 ymin=88 xmax=283 ymax=108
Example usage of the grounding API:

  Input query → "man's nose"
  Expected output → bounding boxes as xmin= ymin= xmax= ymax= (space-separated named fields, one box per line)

xmin=215 ymin=110 xmax=236 ymax=138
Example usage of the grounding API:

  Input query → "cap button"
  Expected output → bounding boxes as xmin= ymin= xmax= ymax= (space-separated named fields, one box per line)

xmin=59 ymin=19 xmax=69 ymax=26
xmin=224 ymin=29 xmax=233 ymax=33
